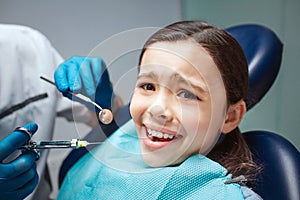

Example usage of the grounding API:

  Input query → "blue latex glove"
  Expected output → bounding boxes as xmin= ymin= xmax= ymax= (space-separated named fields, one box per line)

xmin=0 ymin=122 xmax=39 ymax=200
xmin=54 ymin=56 xmax=114 ymax=112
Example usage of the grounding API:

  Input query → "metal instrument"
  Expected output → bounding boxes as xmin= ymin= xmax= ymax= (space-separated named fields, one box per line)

xmin=40 ymin=76 xmax=113 ymax=124
xmin=19 ymin=139 xmax=101 ymax=150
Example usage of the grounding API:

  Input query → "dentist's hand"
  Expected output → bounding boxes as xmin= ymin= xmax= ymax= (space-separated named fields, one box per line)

xmin=54 ymin=56 xmax=114 ymax=112
xmin=0 ymin=122 xmax=39 ymax=200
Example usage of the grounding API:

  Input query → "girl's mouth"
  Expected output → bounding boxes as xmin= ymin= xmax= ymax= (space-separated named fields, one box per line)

xmin=141 ymin=125 xmax=181 ymax=149
xmin=146 ymin=128 xmax=175 ymax=142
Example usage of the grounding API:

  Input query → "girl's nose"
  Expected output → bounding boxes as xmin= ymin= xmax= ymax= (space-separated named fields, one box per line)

xmin=149 ymin=105 xmax=169 ymax=121
xmin=148 ymin=92 xmax=174 ymax=123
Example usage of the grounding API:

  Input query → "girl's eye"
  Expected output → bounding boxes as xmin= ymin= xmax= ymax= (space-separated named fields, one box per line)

xmin=140 ymin=83 xmax=155 ymax=91
xmin=178 ymin=90 xmax=200 ymax=100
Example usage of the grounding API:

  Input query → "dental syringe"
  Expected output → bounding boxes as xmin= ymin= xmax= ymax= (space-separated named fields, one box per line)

xmin=19 ymin=139 xmax=102 ymax=150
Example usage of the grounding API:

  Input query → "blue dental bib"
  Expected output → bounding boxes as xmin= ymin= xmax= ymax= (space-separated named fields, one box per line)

xmin=58 ymin=120 xmax=244 ymax=200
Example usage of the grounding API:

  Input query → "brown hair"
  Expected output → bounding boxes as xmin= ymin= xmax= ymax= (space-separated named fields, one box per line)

xmin=138 ymin=21 xmax=260 ymax=185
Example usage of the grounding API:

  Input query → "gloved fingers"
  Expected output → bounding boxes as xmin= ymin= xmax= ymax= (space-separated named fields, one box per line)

xmin=0 ymin=161 xmax=37 ymax=192
xmin=79 ymin=58 xmax=97 ymax=97
xmin=54 ymin=57 xmax=83 ymax=93
xmin=68 ymin=58 xmax=84 ymax=92
xmin=55 ymin=56 xmax=103 ymax=96
xmin=0 ymin=150 xmax=37 ymax=179
xmin=4 ymin=171 xmax=38 ymax=200
xmin=90 ymin=57 xmax=105 ymax=84
xmin=0 ymin=122 xmax=38 ymax=161
xmin=55 ymin=56 xmax=114 ymax=110
xmin=54 ymin=62 xmax=70 ymax=93
xmin=22 ymin=122 xmax=38 ymax=134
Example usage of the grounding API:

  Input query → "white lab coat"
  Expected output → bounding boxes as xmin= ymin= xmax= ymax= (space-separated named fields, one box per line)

xmin=0 ymin=24 xmax=91 ymax=199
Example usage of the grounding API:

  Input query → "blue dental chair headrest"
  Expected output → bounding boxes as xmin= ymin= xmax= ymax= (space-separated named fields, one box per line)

xmin=59 ymin=24 xmax=300 ymax=200
xmin=226 ymin=24 xmax=282 ymax=110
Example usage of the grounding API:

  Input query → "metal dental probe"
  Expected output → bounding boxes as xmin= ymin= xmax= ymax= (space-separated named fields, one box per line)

xmin=40 ymin=76 xmax=113 ymax=124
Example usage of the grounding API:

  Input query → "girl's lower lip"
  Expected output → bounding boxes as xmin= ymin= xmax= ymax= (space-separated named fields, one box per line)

xmin=142 ymin=126 xmax=176 ymax=149
xmin=143 ymin=137 xmax=174 ymax=149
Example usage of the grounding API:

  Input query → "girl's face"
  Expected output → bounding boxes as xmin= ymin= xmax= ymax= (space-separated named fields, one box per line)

xmin=130 ymin=40 xmax=227 ymax=167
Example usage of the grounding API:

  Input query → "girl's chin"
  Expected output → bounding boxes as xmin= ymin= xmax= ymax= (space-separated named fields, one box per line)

xmin=140 ymin=148 xmax=183 ymax=167
xmin=141 ymin=155 xmax=170 ymax=167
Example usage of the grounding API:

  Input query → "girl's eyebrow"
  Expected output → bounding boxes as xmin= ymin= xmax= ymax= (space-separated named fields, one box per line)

xmin=137 ymin=72 xmax=158 ymax=80
xmin=173 ymin=73 xmax=208 ymax=94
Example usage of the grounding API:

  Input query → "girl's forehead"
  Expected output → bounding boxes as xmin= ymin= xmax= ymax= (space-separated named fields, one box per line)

xmin=140 ymin=41 xmax=220 ymax=84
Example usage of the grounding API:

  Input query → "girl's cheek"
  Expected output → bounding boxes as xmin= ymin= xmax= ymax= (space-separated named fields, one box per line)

xmin=181 ymin=105 xmax=211 ymax=135
xmin=130 ymin=93 xmax=146 ymax=120
xmin=129 ymin=95 xmax=138 ymax=119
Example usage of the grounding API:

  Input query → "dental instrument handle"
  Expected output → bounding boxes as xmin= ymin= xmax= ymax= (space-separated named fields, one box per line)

xmin=40 ymin=76 xmax=113 ymax=124
xmin=39 ymin=76 xmax=102 ymax=109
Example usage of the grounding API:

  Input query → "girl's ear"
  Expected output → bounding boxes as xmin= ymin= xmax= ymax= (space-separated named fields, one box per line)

xmin=222 ymin=100 xmax=247 ymax=134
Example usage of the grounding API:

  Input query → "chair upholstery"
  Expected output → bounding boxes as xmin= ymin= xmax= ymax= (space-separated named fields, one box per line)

xmin=226 ymin=24 xmax=300 ymax=200
xmin=243 ymin=131 xmax=300 ymax=200
xmin=59 ymin=24 xmax=300 ymax=200
xmin=226 ymin=24 xmax=283 ymax=110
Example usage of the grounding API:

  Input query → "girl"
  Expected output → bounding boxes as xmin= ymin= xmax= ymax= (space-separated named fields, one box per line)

xmin=58 ymin=21 xmax=262 ymax=199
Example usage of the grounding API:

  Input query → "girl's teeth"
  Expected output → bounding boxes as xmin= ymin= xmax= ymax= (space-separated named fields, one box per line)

xmin=147 ymin=128 xmax=174 ymax=140
xmin=157 ymin=132 xmax=163 ymax=138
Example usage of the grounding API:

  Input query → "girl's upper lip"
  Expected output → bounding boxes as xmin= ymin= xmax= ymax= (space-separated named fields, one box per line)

xmin=144 ymin=123 xmax=178 ymax=136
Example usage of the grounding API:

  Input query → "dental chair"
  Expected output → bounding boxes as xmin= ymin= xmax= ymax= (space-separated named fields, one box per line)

xmin=58 ymin=24 xmax=300 ymax=200
xmin=227 ymin=24 xmax=300 ymax=200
